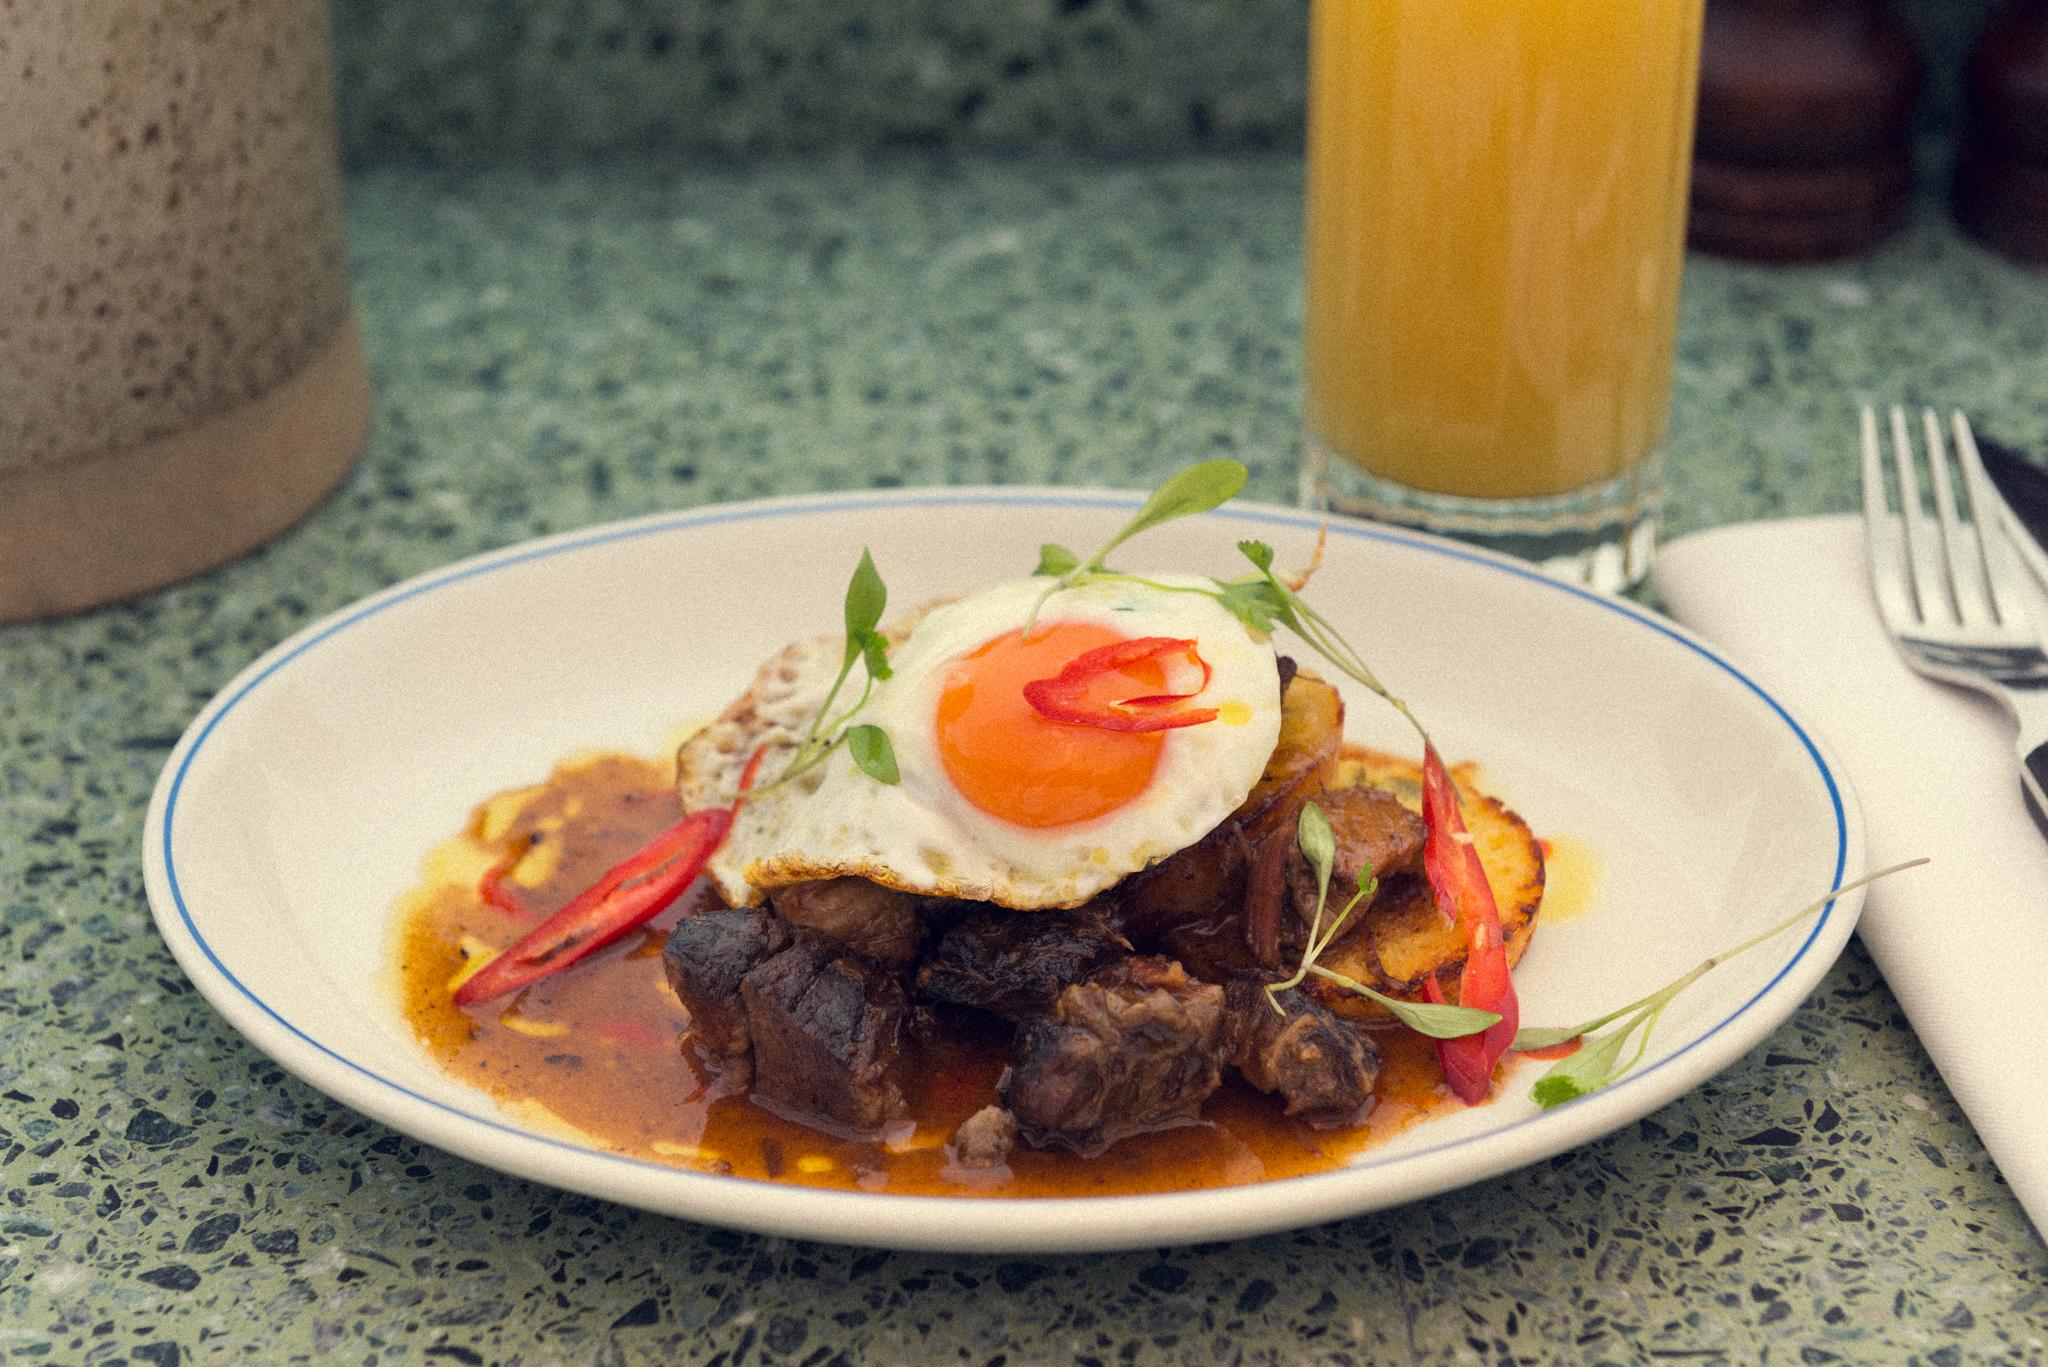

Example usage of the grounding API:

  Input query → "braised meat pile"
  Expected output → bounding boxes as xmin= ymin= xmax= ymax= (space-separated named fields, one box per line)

xmin=658 ymin=667 xmax=1442 ymax=1164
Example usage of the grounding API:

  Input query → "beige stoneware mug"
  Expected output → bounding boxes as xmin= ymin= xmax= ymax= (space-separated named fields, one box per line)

xmin=0 ymin=0 xmax=368 ymax=620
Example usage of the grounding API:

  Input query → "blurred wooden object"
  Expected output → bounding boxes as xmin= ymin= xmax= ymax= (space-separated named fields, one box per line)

xmin=1954 ymin=0 xmax=2048 ymax=267
xmin=1690 ymin=0 xmax=1921 ymax=262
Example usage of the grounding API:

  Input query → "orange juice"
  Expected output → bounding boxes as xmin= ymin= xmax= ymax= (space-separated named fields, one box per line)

xmin=1304 ymin=0 xmax=1704 ymax=502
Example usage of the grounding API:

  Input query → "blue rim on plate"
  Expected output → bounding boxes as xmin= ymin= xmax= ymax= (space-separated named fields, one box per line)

xmin=145 ymin=488 xmax=1857 ymax=1251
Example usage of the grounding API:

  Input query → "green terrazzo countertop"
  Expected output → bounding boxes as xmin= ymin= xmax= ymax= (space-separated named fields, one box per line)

xmin=5 ymin=155 xmax=2047 ymax=1364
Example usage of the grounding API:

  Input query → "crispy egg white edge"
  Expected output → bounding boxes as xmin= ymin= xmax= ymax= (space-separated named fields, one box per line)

xmin=677 ymin=574 xmax=1281 ymax=909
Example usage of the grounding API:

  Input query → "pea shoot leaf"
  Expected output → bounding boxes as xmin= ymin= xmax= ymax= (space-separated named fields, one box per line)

xmin=1297 ymin=800 xmax=1336 ymax=884
xmin=1274 ymin=799 xmax=1497 ymax=1039
xmin=1510 ymin=1024 xmax=1587 ymax=1053
xmin=1349 ymin=987 xmax=1501 ymax=1040
xmin=844 ymin=548 xmax=887 ymax=645
xmin=1036 ymin=544 xmax=1080 ymax=576
xmin=1123 ymin=460 xmax=1247 ymax=541
xmin=1080 ymin=461 xmax=1248 ymax=575
xmin=846 ymin=725 xmax=899 ymax=785
xmin=1518 ymin=861 xmax=1924 ymax=1110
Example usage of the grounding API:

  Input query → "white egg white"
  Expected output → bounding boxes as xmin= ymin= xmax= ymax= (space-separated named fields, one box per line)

xmin=676 ymin=574 xmax=1282 ymax=909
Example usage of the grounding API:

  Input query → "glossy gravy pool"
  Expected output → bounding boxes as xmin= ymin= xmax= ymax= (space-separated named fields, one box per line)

xmin=395 ymin=751 xmax=1534 ymax=1197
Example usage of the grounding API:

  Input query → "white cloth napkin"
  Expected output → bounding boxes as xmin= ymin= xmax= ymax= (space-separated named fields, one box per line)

xmin=1653 ymin=515 xmax=2048 ymax=1239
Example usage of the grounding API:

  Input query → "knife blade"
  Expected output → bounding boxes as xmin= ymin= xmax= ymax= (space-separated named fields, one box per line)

xmin=1976 ymin=436 xmax=2048 ymax=597
xmin=1974 ymin=436 xmax=2048 ymax=840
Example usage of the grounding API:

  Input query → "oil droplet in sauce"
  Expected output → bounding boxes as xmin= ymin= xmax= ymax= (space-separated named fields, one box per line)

xmin=1536 ymin=835 xmax=1601 ymax=924
xmin=394 ymin=751 xmax=1510 ymax=1198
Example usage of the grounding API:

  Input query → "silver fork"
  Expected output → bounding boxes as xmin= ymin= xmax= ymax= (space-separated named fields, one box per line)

xmin=1861 ymin=405 xmax=2048 ymax=821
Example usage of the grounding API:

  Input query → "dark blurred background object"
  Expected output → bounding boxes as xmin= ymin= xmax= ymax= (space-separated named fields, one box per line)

xmin=1688 ymin=0 xmax=1923 ymax=262
xmin=1954 ymin=0 xmax=2048 ymax=267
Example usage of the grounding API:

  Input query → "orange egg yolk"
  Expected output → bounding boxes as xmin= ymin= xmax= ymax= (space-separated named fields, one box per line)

xmin=935 ymin=621 xmax=1168 ymax=828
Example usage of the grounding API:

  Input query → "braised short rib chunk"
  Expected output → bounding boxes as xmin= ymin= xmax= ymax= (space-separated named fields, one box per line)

xmin=1002 ymin=956 xmax=1226 ymax=1156
xmin=770 ymin=877 xmax=929 ymax=967
xmin=1223 ymin=978 xmax=1380 ymax=1124
xmin=741 ymin=933 xmax=913 ymax=1136
xmin=662 ymin=908 xmax=792 ymax=1088
xmin=916 ymin=902 xmax=1128 ymax=1021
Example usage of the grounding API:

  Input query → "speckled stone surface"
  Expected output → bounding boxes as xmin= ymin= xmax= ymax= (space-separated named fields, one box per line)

xmin=328 ymin=0 xmax=1999 ymax=163
xmin=4 ymin=156 xmax=2047 ymax=1364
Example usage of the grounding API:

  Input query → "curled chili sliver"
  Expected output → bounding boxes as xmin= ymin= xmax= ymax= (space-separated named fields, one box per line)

xmin=476 ymin=836 xmax=533 ymax=915
xmin=1021 ymin=635 xmax=1218 ymax=733
xmin=1418 ymin=743 xmax=1521 ymax=1102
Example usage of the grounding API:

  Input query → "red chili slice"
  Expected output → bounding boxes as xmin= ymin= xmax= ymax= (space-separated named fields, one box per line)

xmin=1021 ymin=635 xmax=1218 ymax=733
xmin=1418 ymin=744 xmax=1521 ymax=1102
xmin=458 ymin=746 xmax=767 ymax=1006
xmin=453 ymin=805 xmax=733 ymax=1007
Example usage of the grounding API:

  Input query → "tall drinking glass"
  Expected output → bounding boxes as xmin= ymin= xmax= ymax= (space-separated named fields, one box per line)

xmin=1301 ymin=0 xmax=1705 ymax=591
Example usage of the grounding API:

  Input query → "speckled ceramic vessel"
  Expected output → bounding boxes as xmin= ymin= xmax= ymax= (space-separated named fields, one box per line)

xmin=0 ymin=0 xmax=367 ymax=620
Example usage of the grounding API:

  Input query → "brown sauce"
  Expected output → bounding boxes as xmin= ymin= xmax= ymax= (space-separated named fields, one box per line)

xmin=394 ymin=751 xmax=1475 ymax=1197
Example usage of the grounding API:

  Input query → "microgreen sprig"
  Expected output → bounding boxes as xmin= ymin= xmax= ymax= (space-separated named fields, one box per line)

xmin=1019 ymin=462 xmax=1447 ymax=1025
xmin=1224 ymin=539 xmax=1429 ymax=746
xmin=1516 ymin=859 xmax=1927 ymax=1109
xmin=1271 ymin=800 xmax=1501 ymax=1039
xmin=1018 ymin=464 xmax=1929 ymax=1105
xmin=1023 ymin=460 xmax=1249 ymax=637
xmin=751 ymin=548 xmax=900 ymax=794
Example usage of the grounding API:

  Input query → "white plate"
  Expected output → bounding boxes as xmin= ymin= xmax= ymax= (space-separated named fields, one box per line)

xmin=142 ymin=488 xmax=1864 ymax=1253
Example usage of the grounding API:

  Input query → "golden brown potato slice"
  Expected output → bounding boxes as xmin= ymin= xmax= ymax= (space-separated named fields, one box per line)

xmin=1305 ymin=749 xmax=1544 ymax=1025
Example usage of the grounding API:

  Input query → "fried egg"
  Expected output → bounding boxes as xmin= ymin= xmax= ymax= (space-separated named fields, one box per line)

xmin=676 ymin=573 xmax=1282 ymax=909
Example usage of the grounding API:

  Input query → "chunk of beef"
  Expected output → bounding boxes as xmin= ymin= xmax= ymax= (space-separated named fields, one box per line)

xmin=1222 ymin=978 xmax=1380 ymax=1124
xmin=741 ymin=933 xmax=913 ymax=1136
xmin=916 ymin=903 xmax=1129 ymax=1021
xmin=948 ymin=1104 xmax=1019 ymax=1170
xmin=662 ymin=908 xmax=792 ymax=1089
xmin=1286 ymin=784 xmax=1425 ymax=933
xmin=769 ymin=877 xmax=930 ymax=966
xmin=1002 ymin=956 xmax=1226 ymax=1156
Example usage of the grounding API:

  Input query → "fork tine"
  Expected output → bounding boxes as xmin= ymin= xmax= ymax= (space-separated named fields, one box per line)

xmin=1861 ymin=405 xmax=1918 ymax=628
xmin=1890 ymin=404 xmax=1952 ymax=623
xmin=1922 ymin=406 xmax=1995 ymax=625
xmin=1950 ymin=410 xmax=2024 ymax=628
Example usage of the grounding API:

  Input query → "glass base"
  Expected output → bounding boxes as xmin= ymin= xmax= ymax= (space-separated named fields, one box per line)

xmin=1300 ymin=440 xmax=1663 ymax=594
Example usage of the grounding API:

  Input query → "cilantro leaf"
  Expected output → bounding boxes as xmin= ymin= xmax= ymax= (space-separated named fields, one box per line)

xmin=860 ymin=633 xmax=892 ymax=682
xmin=1213 ymin=577 xmax=1290 ymax=634
xmin=1530 ymin=1026 xmax=1635 ymax=1109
